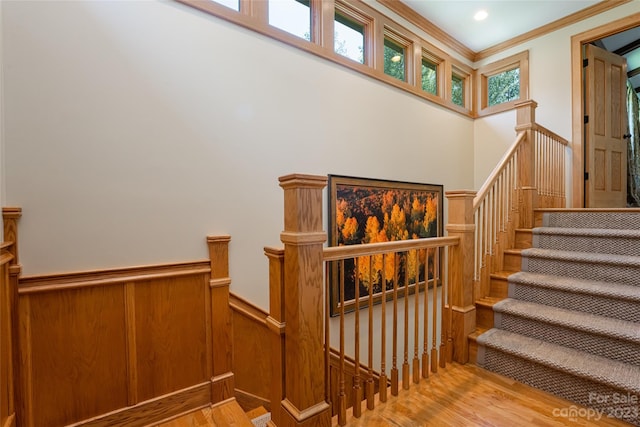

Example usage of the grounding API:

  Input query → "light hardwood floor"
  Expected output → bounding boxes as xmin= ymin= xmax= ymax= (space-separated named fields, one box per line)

xmin=154 ymin=363 xmax=632 ymax=426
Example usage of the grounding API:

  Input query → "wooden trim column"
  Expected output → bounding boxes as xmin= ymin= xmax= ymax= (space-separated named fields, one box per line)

xmin=278 ymin=174 xmax=331 ymax=427
xmin=207 ymin=235 xmax=235 ymax=404
xmin=514 ymin=100 xmax=539 ymax=229
xmin=265 ymin=247 xmax=285 ymax=427
xmin=2 ymin=208 xmax=20 ymax=427
xmin=445 ymin=192 xmax=476 ymax=364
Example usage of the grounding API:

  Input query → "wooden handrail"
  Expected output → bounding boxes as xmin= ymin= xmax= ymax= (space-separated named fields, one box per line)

xmin=323 ymin=236 xmax=459 ymax=261
xmin=533 ymin=123 xmax=569 ymax=146
xmin=470 ymin=99 xmax=568 ymax=298
xmin=474 ymin=131 xmax=526 ymax=209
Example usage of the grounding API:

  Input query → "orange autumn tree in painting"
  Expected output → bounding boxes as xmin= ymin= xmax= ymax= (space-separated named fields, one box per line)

xmin=333 ymin=179 xmax=441 ymax=304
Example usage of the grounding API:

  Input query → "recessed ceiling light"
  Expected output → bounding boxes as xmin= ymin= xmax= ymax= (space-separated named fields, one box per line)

xmin=474 ymin=10 xmax=488 ymax=21
xmin=391 ymin=55 xmax=402 ymax=63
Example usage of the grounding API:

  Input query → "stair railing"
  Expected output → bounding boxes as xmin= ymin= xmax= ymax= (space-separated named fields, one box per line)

xmin=266 ymin=175 xmax=476 ymax=426
xmin=323 ymin=236 xmax=457 ymax=425
xmin=473 ymin=100 xmax=569 ymax=299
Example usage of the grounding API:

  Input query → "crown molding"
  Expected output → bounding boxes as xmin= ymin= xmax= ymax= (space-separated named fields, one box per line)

xmin=381 ymin=0 xmax=632 ymax=63
xmin=377 ymin=0 xmax=476 ymax=61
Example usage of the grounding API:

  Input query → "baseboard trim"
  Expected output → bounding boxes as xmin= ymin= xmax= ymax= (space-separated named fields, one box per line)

xmin=235 ymin=388 xmax=270 ymax=412
xmin=67 ymin=382 xmax=211 ymax=427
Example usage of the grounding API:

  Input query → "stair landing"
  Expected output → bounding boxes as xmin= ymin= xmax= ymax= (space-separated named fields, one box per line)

xmin=339 ymin=363 xmax=628 ymax=426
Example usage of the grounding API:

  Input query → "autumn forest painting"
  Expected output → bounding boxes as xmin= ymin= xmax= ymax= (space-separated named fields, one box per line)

xmin=328 ymin=175 xmax=443 ymax=315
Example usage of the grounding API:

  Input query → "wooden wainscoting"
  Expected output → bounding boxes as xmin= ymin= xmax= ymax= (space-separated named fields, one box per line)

xmin=229 ymin=294 xmax=272 ymax=412
xmin=16 ymin=261 xmax=214 ymax=427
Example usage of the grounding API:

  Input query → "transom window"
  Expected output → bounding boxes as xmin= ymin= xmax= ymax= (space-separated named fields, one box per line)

xmin=209 ymin=0 xmax=239 ymax=11
xmin=268 ymin=0 xmax=311 ymax=41
xmin=180 ymin=0 xmax=483 ymax=117
xmin=421 ymin=56 xmax=438 ymax=95
xmin=477 ymin=50 xmax=529 ymax=116
xmin=451 ymin=74 xmax=464 ymax=107
xmin=384 ymin=35 xmax=407 ymax=82
xmin=488 ymin=68 xmax=520 ymax=106
xmin=334 ymin=11 xmax=365 ymax=64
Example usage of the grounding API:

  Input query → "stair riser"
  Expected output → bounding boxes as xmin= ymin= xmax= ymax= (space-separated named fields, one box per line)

xmin=533 ymin=234 xmax=640 ymax=256
xmin=476 ymin=304 xmax=495 ymax=330
xmin=503 ymin=252 xmax=522 ymax=271
xmin=508 ymin=282 xmax=640 ymax=323
xmin=477 ymin=347 xmax=640 ymax=426
xmin=514 ymin=230 xmax=532 ymax=250
xmin=494 ymin=313 xmax=640 ymax=366
xmin=468 ymin=339 xmax=478 ymax=365
xmin=489 ymin=276 xmax=508 ymax=298
xmin=522 ymin=257 xmax=640 ymax=287
xmin=543 ymin=212 xmax=640 ymax=230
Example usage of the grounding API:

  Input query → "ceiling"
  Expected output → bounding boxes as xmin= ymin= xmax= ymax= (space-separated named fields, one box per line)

xmin=400 ymin=0 xmax=601 ymax=52
xmin=399 ymin=0 xmax=640 ymax=93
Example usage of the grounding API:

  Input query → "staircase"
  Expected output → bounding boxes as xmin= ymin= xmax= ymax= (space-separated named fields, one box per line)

xmin=477 ymin=210 xmax=640 ymax=426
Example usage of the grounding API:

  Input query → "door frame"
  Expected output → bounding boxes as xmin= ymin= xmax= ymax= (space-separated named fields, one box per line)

xmin=570 ymin=12 xmax=640 ymax=207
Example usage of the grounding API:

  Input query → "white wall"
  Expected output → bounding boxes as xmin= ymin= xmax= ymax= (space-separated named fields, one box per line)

xmin=473 ymin=110 xmax=516 ymax=189
xmin=0 ymin=0 xmax=5 ymax=239
xmin=1 ymin=1 xmax=474 ymax=308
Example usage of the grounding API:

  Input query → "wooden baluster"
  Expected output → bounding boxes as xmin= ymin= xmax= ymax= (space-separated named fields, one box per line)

xmin=402 ymin=253 xmax=410 ymax=390
xmin=353 ymin=258 xmax=362 ymax=418
xmin=447 ymin=247 xmax=454 ymax=363
xmin=338 ymin=260 xmax=347 ymax=426
xmin=379 ymin=254 xmax=388 ymax=402
xmin=391 ymin=254 xmax=399 ymax=396
xmin=412 ymin=249 xmax=420 ymax=384
xmin=439 ymin=249 xmax=447 ymax=369
xmin=421 ymin=249 xmax=429 ymax=379
xmin=476 ymin=206 xmax=482 ymax=281
xmin=431 ymin=247 xmax=438 ymax=373
xmin=548 ymin=134 xmax=552 ymax=198
xmin=553 ymin=136 xmax=557 ymax=200
xmin=366 ymin=257 xmax=375 ymax=410
xmin=325 ymin=263 xmax=330 ymax=406
xmin=491 ymin=186 xmax=496 ymax=249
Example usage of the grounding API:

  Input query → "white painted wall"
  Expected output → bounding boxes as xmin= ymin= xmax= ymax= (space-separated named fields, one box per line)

xmin=473 ymin=110 xmax=517 ymax=189
xmin=1 ymin=1 xmax=474 ymax=308
xmin=0 ymin=0 xmax=5 ymax=239
xmin=3 ymin=0 xmax=638 ymax=309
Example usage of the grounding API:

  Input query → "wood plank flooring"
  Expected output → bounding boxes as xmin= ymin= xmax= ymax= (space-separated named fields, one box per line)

xmin=154 ymin=363 xmax=632 ymax=426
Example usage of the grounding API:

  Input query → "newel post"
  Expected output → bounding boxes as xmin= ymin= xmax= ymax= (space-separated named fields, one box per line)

xmin=278 ymin=174 xmax=331 ymax=427
xmin=445 ymin=191 xmax=476 ymax=364
xmin=207 ymin=235 xmax=235 ymax=403
xmin=515 ymin=100 xmax=539 ymax=228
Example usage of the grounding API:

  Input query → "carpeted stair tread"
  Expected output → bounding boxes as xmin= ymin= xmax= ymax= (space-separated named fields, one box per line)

xmin=533 ymin=227 xmax=640 ymax=238
xmin=477 ymin=329 xmax=640 ymax=394
xmin=508 ymin=271 xmax=640 ymax=302
xmin=522 ymin=248 xmax=640 ymax=267
xmin=493 ymin=299 xmax=640 ymax=343
xmin=521 ymin=248 xmax=640 ymax=287
xmin=532 ymin=227 xmax=640 ymax=255
xmin=542 ymin=211 xmax=640 ymax=229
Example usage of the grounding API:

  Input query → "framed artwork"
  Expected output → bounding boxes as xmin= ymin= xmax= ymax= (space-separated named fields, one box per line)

xmin=328 ymin=175 xmax=443 ymax=316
